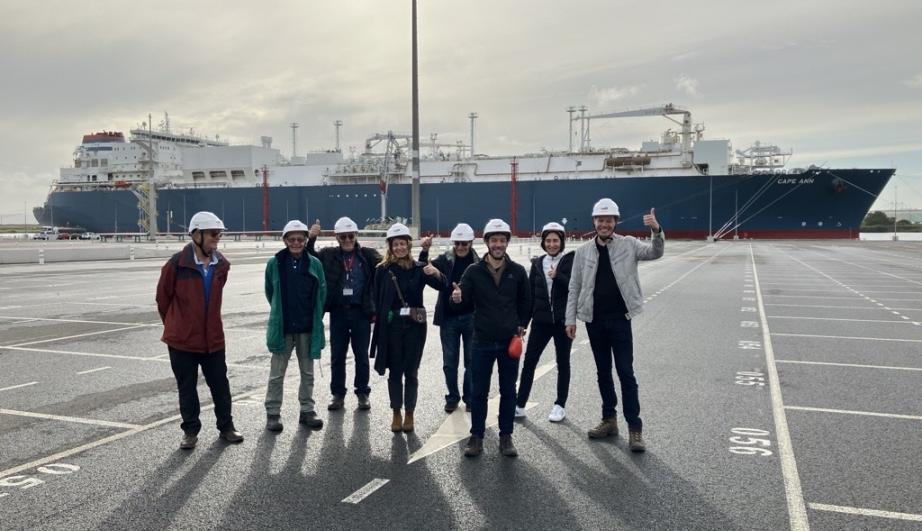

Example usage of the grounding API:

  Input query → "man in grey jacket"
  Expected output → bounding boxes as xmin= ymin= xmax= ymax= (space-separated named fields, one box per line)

xmin=565 ymin=198 xmax=663 ymax=452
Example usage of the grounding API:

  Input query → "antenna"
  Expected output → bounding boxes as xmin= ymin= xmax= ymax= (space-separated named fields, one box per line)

xmin=290 ymin=122 xmax=299 ymax=158
xmin=468 ymin=112 xmax=478 ymax=158
xmin=334 ymin=120 xmax=343 ymax=152
xmin=567 ymin=106 xmax=576 ymax=152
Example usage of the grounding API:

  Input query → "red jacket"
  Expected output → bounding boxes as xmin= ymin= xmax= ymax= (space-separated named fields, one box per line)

xmin=156 ymin=244 xmax=231 ymax=353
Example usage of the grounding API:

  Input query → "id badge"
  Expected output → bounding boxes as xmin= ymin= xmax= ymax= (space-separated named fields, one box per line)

xmin=399 ymin=307 xmax=410 ymax=317
xmin=343 ymin=288 xmax=354 ymax=296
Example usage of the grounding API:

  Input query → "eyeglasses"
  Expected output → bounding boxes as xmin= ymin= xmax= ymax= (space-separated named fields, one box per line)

xmin=337 ymin=234 xmax=356 ymax=241
xmin=286 ymin=237 xmax=306 ymax=243
xmin=453 ymin=241 xmax=471 ymax=247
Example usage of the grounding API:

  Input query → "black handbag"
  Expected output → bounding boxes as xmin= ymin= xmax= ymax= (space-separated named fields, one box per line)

xmin=389 ymin=270 xmax=427 ymax=324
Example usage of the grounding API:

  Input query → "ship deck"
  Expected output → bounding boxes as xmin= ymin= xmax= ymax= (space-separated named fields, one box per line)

xmin=1 ymin=239 xmax=920 ymax=530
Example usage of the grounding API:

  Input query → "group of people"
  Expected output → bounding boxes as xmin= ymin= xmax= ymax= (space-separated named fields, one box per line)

xmin=154 ymin=197 xmax=664 ymax=458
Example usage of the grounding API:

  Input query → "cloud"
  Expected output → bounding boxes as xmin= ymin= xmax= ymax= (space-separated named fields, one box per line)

xmin=674 ymin=74 xmax=699 ymax=97
xmin=904 ymin=74 xmax=922 ymax=88
xmin=588 ymin=84 xmax=643 ymax=108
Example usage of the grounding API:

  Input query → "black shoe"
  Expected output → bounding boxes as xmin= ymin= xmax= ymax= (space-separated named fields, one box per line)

xmin=327 ymin=396 xmax=344 ymax=411
xmin=299 ymin=411 xmax=324 ymax=430
xmin=499 ymin=434 xmax=518 ymax=457
xmin=464 ymin=436 xmax=483 ymax=457
xmin=266 ymin=414 xmax=283 ymax=432
xmin=179 ymin=433 xmax=197 ymax=450
xmin=445 ymin=401 xmax=459 ymax=413
xmin=357 ymin=394 xmax=371 ymax=410
xmin=220 ymin=430 xmax=244 ymax=443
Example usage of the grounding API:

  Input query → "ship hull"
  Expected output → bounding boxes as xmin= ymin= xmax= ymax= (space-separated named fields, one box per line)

xmin=37 ymin=169 xmax=894 ymax=239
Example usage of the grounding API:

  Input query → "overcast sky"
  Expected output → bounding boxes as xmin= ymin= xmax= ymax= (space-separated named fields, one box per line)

xmin=1 ymin=0 xmax=920 ymax=224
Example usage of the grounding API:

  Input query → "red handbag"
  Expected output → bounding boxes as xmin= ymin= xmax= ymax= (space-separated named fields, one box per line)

xmin=508 ymin=335 xmax=523 ymax=359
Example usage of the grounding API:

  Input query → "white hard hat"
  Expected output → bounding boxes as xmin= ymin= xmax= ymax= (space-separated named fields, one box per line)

xmin=333 ymin=216 xmax=359 ymax=234
xmin=188 ymin=211 xmax=225 ymax=234
xmin=386 ymin=222 xmax=411 ymax=240
xmin=483 ymin=218 xmax=511 ymax=240
xmin=541 ymin=222 xmax=565 ymax=236
xmin=282 ymin=220 xmax=309 ymax=238
xmin=450 ymin=223 xmax=475 ymax=242
xmin=592 ymin=198 xmax=620 ymax=218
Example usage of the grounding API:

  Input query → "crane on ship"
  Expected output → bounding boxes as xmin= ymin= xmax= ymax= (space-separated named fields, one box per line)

xmin=575 ymin=103 xmax=702 ymax=166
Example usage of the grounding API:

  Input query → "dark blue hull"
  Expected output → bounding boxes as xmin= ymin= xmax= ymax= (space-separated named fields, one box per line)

xmin=38 ymin=169 xmax=894 ymax=238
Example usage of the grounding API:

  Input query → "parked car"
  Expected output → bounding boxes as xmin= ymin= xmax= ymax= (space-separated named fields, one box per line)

xmin=78 ymin=232 xmax=100 ymax=240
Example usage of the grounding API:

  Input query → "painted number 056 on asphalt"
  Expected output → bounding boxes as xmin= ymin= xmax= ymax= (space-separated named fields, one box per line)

xmin=728 ymin=428 xmax=773 ymax=457
xmin=0 ymin=463 xmax=80 ymax=499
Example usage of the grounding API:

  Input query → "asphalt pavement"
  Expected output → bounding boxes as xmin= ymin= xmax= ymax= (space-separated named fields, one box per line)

xmin=0 ymin=238 xmax=920 ymax=530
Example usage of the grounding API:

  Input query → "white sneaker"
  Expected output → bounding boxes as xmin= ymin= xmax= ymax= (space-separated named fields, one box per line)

xmin=514 ymin=406 xmax=527 ymax=418
xmin=548 ymin=404 xmax=566 ymax=422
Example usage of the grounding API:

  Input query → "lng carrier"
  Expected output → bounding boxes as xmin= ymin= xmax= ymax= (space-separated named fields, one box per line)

xmin=33 ymin=105 xmax=894 ymax=239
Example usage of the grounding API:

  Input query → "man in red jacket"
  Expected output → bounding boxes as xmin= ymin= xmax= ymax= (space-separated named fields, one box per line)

xmin=156 ymin=211 xmax=243 ymax=450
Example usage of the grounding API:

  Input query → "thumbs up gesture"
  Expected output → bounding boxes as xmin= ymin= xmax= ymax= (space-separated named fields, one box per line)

xmin=308 ymin=219 xmax=321 ymax=239
xmin=423 ymin=258 xmax=439 ymax=277
xmin=420 ymin=235 xmax=433 ymax=250
xmin=643 ymin=208 xmax=660 ymax=231
xmin=451 ymin=282 xmax=462 ymax=303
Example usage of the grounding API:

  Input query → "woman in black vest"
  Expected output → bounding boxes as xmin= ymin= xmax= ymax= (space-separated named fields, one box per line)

xmin=515 ymin=222 xmax=575 ymax=423
xmin=370 ymin=223 xmax=446 ymax=433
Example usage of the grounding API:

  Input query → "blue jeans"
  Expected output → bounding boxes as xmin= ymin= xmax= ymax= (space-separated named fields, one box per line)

xmin=439 ymin=313 xmax=473 ymax=405
xmin=470 ymin=341 xmax=520 ymax=438
xmin=586 ymin=318 xmax=641 ymax=430
xmin=329 ymin=305 xmax=371 ymax=397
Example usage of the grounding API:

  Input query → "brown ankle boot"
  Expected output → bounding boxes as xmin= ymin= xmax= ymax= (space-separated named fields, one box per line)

xmin=402 ymin=410 xmax=415 ymax=432
xmin=391 ymin=409 xmax=403 ymax=432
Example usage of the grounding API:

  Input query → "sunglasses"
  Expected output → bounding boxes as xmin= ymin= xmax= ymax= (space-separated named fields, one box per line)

xmin=286 ymin=237 xmax=306 ymax=243
xmin=204 ymin=230 xmax=223 ymax=238
xmin=453 ymin=241 xmax=471 ymax=247
xmin=337 ymin=234 xmax=356 ymax=241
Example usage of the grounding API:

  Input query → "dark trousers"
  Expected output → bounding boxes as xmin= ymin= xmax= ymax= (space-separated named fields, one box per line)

xmin=586 ymin=318 xmax=642 ymax=430
xmin=168 ymin=347 xmax=234 ymax=435
xmin=330 ymin=305 xmax=371 ymax=397
xmin=516 ymin=322 xmax=572 ymax=408
xmin=439 ymin=313 xmax=473 ymax=405
xmin=470 ymin=341 xmax=520 ymax=438
xmin=386 ymin=319 xmax=427 ymax=411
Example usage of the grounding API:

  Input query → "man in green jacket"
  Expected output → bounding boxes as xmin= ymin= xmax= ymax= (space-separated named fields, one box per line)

xmin=264 ymin=220 xmax=328 ymax=432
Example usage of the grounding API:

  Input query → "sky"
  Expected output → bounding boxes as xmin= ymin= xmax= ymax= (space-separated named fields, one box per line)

xmin=1 ymin=0 xmax=921 ymax=224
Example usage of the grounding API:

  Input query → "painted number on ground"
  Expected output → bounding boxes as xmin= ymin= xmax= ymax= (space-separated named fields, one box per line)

xmin=735 ymin=371 xmax=766 ymax=386
xmin=738 ymin=340 xmax=762 ymax=350
xmin=0 ymin=463 xmax=80 ymax=500
xmin=728 ymin=428 xmax=773 ymax=456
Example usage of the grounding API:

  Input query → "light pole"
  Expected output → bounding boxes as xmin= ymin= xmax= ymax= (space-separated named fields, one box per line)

xmin=410 ymin=0 xmax=421 ymax=237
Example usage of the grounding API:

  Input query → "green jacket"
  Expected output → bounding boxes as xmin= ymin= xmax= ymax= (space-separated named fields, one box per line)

xmin=265 ymin=251 xmax=327 ymax=358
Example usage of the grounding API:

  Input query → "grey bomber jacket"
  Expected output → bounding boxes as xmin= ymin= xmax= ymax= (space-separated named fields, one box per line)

xmin=565 ymin=230 xmax=665 ymax=323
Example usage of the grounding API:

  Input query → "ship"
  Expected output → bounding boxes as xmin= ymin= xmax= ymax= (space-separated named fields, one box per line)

xmin=33 ymin=105 xmax=894 ymax=239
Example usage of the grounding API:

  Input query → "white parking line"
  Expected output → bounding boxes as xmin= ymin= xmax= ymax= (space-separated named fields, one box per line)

xmin=342 ymin=478 xmax=390 ymax=504
xmin=764 ymin=303 xmax=896 ymax=310
xmin=5 ymin=325 xmax=148 ymax=348
xmin=0 ymin=381 xmax=38 ymax=392
xmin=776 ymin=360 xmax=922 ymax=372
xmin=750 ymin=244 xmax=809 ymax=531
xmin=808 ymin=503 xmax=922 ymax=522
xmin=0 ymin=409 xmax=141 ymax=429
xmin=772 ymin=333 xmax=922 ymax=344
xmin=766 ymin=316 xmax=916 ymax=324
xmin=0 ymin=345 xmax=267 ymax=370
xmin=76 ymin=366 xmax=112 ymax=375
xmin=785 ymin=406 xmax=922 ymax=421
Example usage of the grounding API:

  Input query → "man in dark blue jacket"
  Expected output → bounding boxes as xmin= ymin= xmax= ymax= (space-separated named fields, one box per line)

xmin=450 ymin=219 xmax=531 ymax=458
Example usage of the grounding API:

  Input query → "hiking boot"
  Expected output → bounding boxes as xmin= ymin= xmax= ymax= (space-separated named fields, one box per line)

xmin=298 ymin=411 xmax=324 ymax=430
xmin=499 ymin=434 xmax=518 ymax=457
xmin=266 ymin=414 xmax=283 ymax=432
xmin=629 ymin=430 xmax=646 ymax=453
xmin=514 ymin=406 xmax=527 ymax=418
xmin=391 ymin=409 xmax=403 ymax=432
xmin=402 ymin=411 xmax=415 ymax=433
xmin=444 ymin=401 xmax=459 ymax=413
xmin=179 ymin=433 xmax=197 ymax=450
xmin=220 ymin=429 xmax=244 ymax=443
xmin=588 ymin=417 xmax=618 ymax=439
xmin=327 ymin=396 xmax=344 ymax=411
xmin=357 ymin=394 xmax=371 ymax=410
xmin=548 ymin=404 xmax=566 ymax=423
xmin=464 ymin=435 xmax=483 ymax=457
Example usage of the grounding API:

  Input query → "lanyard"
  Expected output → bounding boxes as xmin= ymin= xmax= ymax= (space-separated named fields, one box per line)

xmin=343 ymin=253 xmax=355 ymax=284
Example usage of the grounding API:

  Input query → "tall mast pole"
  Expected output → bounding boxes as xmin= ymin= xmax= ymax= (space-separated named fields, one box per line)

xmin=410 ymin=0 xmax=421 ymax=237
